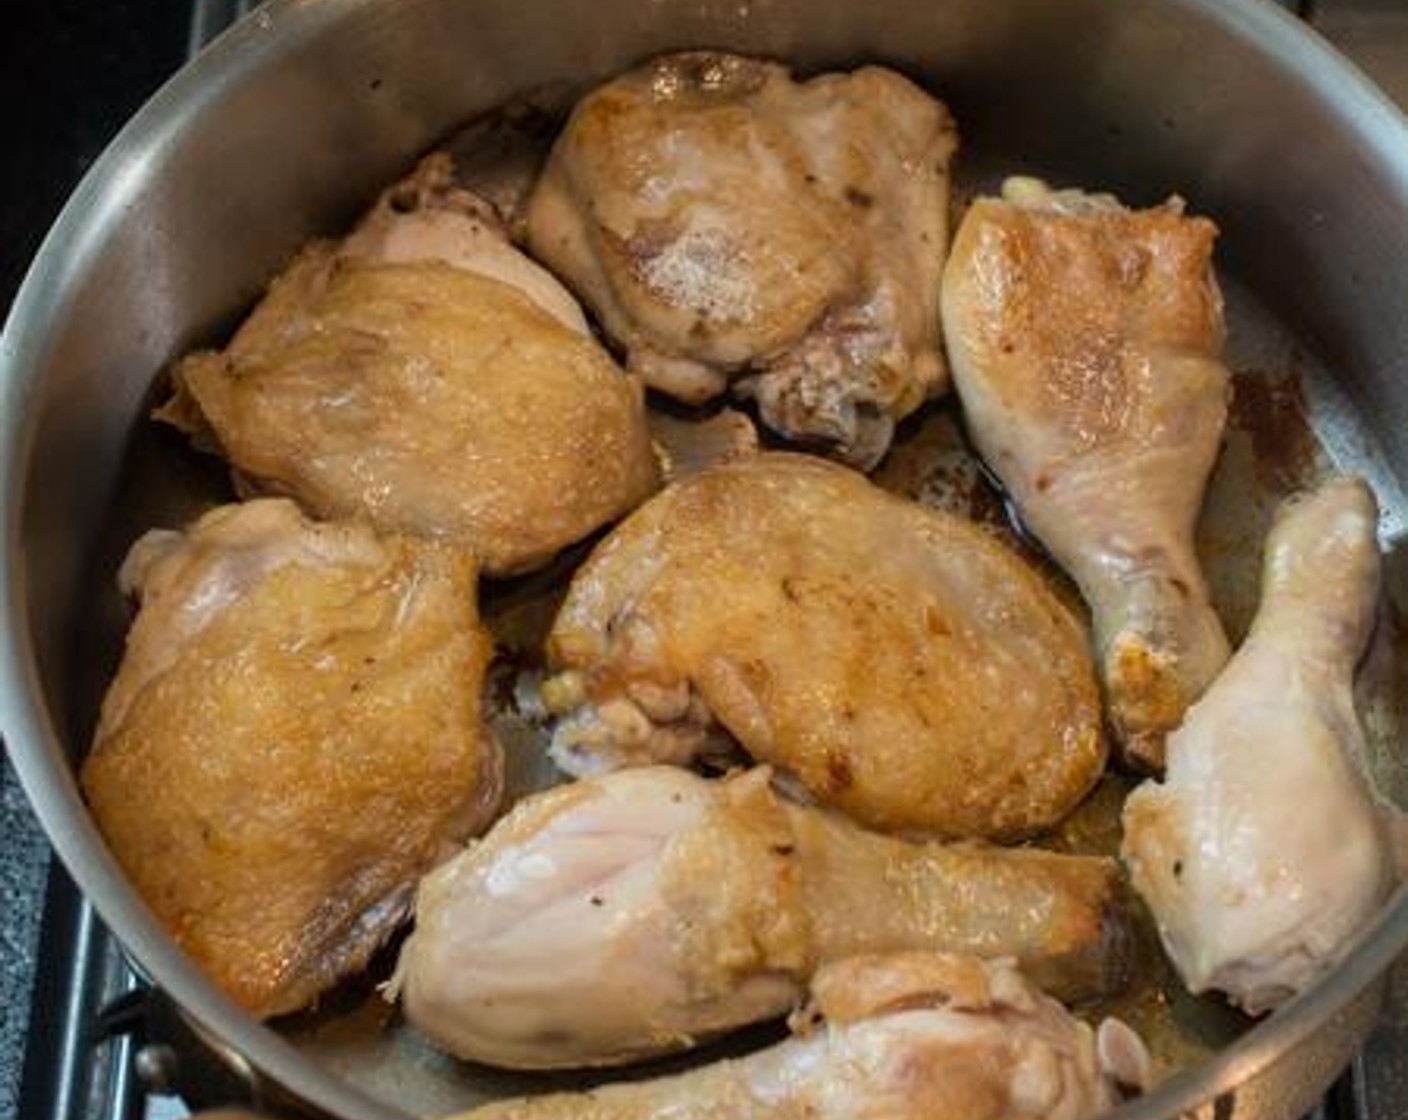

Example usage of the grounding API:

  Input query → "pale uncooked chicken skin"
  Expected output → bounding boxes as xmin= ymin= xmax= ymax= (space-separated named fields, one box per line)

xmin=452 ymin=953 xmax=1150 ymax=1120
xmin=395 ymin=767 xmax=1130 ymax=1069
xmin=159 ymin=155 xmax=659 ymax=576
xmin=527 ymin=53 xmax=956 ymax=469
xmin=541 ymin=453 xmax=1105 ymax=840
xmin=1122 ymin=477 xmax=1398 ymax=1013
xmin=82 ymin=499 xmax=502 ymax=1019
xmin=942 ymin=177 xmax=1232 ymax=770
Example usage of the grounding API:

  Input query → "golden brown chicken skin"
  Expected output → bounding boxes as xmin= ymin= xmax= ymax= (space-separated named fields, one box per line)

xmin=527 ymin=53 xmax=956 ymax=469
xmin=541 ymin=453 xmax=1105 ymax=840
xmin=82 ymin=499 xmax=502 ymax=1018
xmin=943 ymin=178 xmax=1231 ymax=770
xmin=160 ymin=158 xmax=659 ymax=576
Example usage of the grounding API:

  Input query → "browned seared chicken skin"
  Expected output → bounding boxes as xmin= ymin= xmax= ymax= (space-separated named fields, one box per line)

xmin=527 ymin=53 xmax=956 ymax=469
xmin=398 ymin=767 xmax=1131 ymax=1069
xmin=160 ymin=156 xmax=659 ymax=576
xmin=540 ymin=453 xmax=1105 ymax=841
xmin=82 ymin=499 xmax=501 ymax=1018
xmin=943 ymin=177 xmax=1231 ymax=769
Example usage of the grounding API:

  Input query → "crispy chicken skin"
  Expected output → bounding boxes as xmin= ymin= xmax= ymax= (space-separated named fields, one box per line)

xmin=1122 ymin=477 xmax=1397 ymax=1013
xmin=942 ymin=177 xmax=1231 ymax=770
xmin=527 ymin=53 xmax=956 ymax=468
xmin=82 ymin=499 xmax=502 ymax=1018
xmin=396 ymin=767 xmax=1131 ymax=1069
xmin=450 ymin=953 xmax=1149 ymax=1120
xmin=540 ymin=453 xmax=1104 ymax=840
xmin=159 ymin=156 xmax=659 ymax=576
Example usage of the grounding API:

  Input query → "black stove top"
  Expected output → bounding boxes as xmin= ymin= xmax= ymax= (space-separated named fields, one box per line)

xmin=0 ymin=0 xmax=191 ymax=317
xmin=0 ymin=1 xmax=187 ymax=1108
xmin=3 ymin=1 xmax=1408 ymax=1117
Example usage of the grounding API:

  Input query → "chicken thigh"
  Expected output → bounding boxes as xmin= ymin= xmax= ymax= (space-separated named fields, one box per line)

xmin=1121 ymin=476 xmax=1397 ymax=1014
xmin=527 ymin=53 xmax=956 ymax=468
xmin=452 ymin=953 xmax=1149 ymax=1120
xmin=159 ymin=155 xmax=659 ymax=576
xmin=942 ymin=177 xmax=1231 ymax=769
xmin=540 ymin=453 xmax=1104 ymax=840
xmin=82 ymin=499 xmax=501 ymax=1018
xmin=396 ymin=766 xmax=1130 ymax=1068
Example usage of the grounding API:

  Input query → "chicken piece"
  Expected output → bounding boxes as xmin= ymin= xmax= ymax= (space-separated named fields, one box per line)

xmin=1121 ymin=477 xmax=1398 ymax=1014
xmin=452 ymin=953 xmax=1149 ymax=1120
xmin=396 ymin=766 xmax=1130 ymax=1068
xmin=527 ymin=53 xmax=956 ymax=469
xmin=342 ymin=153 xmax=591 ymax=332
xmin=942 ymin=177 xmax=1232 ymax=769
xmin=540 ymin=453 xmax=1104 ymax=840
xmin=158 ymin=155 xmax=659 ymax=576
xmin=648 ymin=407 xmax=759 ymax=482
xmin=81 ymin=499 xmax=501 ymax=1018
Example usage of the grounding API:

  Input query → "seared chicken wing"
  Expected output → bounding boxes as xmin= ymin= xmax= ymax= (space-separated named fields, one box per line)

xmin=540 ymin=453 xmax=1104 ymax=840
xmin=942 ymin=178 xmax=1231 ymax=769
xmin=1122 ymin=477 xmax=1397 ymax=1013
xmin=452 ymin=953 xmax=1149 ymax=1119
xmin=396 ymin=767 xmax=1129 ymax=1068
xmin=159 ymin=155 xmax=659 ymax=575
xmin=527 ymin=53 xmax=956 ymax=468
xmin=82 ymin=499 xmax=501 ymax=1018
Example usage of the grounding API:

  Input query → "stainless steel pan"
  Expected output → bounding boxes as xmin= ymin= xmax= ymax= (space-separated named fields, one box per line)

xmin=5 ymin=0 xmax=1408 ymax=1117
